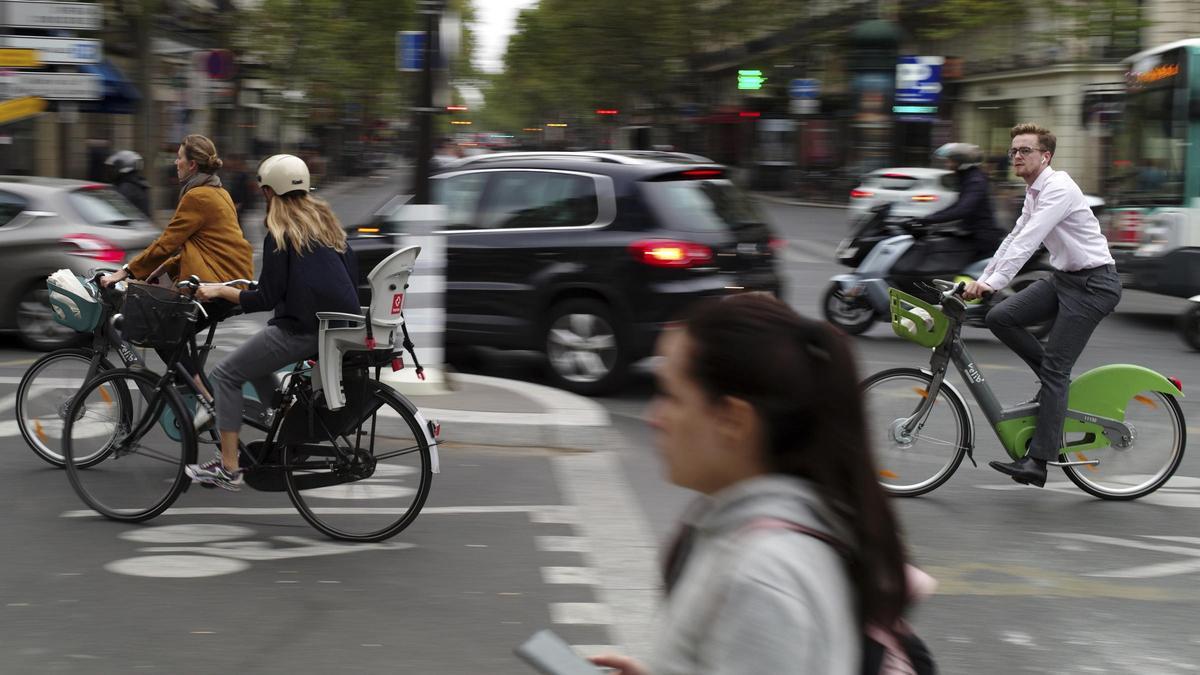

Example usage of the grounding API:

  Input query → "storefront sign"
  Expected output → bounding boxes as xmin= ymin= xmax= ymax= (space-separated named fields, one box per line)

xmin=3 ymin=1 xmax=103 ymax=31
xmin=0 ymin=48 xmax=40 ymax=67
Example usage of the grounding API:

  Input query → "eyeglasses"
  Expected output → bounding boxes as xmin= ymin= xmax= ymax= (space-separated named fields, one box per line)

xmin=1007 ymin=146 xmax=1043 ymax=159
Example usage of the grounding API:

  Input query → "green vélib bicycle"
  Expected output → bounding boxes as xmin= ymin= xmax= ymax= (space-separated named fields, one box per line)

xmin=862 ymin=279 xmax=1186 ymax=499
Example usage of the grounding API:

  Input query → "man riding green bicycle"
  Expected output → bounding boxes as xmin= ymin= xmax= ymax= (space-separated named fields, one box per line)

xmin=964 ymin=123 xmax=1122 ymax=487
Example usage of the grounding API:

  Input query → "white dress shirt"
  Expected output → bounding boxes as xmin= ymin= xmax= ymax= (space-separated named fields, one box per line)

xmin=979 ymin=167 xmax=1114 ymax=290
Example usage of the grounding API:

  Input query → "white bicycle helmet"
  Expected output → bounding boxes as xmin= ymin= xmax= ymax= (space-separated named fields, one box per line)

xmin=257 ymin=154 xmax=311 ymax=196
xmin=933 ymin=143 xmax=983 ymax=169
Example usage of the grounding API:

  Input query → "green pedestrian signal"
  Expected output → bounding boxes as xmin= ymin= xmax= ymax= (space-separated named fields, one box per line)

xmin=737 ymin=69 xmax=766 ymax=90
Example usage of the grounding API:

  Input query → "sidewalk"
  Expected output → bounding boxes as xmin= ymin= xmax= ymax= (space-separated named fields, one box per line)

xmin=383 ymin=370 xmax=617 ymax=452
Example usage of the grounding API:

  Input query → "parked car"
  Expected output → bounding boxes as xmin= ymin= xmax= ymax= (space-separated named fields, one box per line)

xmin=0 ymin=177 xmax=160 ymax=350
xmin=848 ymin=168 xmax=1106 ymax=227
xmin=348 ymin=151 xmax=785 ymax=395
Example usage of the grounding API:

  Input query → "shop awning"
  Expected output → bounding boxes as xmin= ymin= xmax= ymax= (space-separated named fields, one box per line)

xmin=79 ymin=59 xmax=141 ymax=114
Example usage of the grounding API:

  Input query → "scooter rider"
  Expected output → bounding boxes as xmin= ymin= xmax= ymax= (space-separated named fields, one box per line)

xmin=911 ymin=143 xmax=1005 ymax=261
xmin=105 ymin=149 xmax=152 ymax=218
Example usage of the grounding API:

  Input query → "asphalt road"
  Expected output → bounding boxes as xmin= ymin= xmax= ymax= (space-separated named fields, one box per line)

xmin=2 ymin=175 xmax=1199 ymax=673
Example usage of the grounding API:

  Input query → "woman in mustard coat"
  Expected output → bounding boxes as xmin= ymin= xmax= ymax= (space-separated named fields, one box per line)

xmin=102 ymin=134 xmax=253 ymax=288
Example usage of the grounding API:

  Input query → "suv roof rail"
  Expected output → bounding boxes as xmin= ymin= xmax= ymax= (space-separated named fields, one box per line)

xmin=449 ymin=151 xmax=641 ymax=167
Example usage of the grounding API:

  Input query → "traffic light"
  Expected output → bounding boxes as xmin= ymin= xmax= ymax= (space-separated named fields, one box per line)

xmin=737 ymin=69 xmax=766 ymax=90
xmin=595 ymin=109 xmax=619 ymax=115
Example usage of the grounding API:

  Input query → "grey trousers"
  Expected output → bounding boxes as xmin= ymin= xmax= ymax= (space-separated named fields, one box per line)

xmin=985 ymin=265 xmax=1122 ymax=461
xmin=210 ymin=324 xmax=318 ymax=433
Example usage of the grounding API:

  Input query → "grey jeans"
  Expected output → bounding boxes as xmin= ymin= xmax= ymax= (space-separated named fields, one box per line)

xmin=210 ymin=324 xmax=318 ymax=432
xmin=985 ymin=264 xmax=1122 ymax=461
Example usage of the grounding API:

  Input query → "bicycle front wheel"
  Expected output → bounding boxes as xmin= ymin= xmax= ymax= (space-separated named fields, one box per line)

xmin=283 ymin=381 xmax=433 ymax=542
xmin=17 ymin=348 xmax=118 ymax=468
xmin=63 ymin=368 xmax=193 ymax=522
xmin=1062 ymin=390 xmax=1186 ymax=500
xmin=862 ymin=368 xmax=970 ymax=496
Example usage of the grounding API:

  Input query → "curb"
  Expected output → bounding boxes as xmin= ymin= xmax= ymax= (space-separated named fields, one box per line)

xmin=389 ymin=372 xmax=620 ymax=453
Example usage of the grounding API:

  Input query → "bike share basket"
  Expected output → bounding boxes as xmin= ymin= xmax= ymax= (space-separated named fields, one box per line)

xmin=47 ymin=271 xmax=103 ymax=333
xmin=889 ymin=287 xmax=949 ymax=348
xmin=120 ymin=281 xmax=200 ymax=349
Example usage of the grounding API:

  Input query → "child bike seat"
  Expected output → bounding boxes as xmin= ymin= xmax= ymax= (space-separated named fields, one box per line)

xmin=315 ymin=245 xmax=420 ymax=410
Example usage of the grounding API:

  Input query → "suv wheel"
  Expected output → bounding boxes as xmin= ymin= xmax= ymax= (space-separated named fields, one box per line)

xmin=543 ymin=299 xmax=629 ymax=396
xmin=16 ymin=283 xmax=81 ymax=351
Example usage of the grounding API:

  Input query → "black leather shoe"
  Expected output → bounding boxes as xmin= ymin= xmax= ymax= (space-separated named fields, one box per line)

xmin=989 ymin=456 xmax=1047 ymax=488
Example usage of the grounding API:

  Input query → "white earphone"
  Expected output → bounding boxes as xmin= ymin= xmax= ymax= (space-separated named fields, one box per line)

xmin=1041 ymin=157 xmax=1047 ymax=165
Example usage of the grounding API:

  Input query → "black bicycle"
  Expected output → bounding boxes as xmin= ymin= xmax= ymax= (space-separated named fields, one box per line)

xmin=59 ymin=276 xmax=439 ymax=542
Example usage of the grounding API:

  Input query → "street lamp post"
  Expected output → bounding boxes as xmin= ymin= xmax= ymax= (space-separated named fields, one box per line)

xmin=412 ymin=0 xmax=443 ymax=204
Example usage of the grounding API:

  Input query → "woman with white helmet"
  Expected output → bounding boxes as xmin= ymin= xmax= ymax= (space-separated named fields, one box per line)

xmin=189 ymin=154 xmax=361 ymax=491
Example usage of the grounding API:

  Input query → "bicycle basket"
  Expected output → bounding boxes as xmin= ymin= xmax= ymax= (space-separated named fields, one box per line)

xmin=47 ymin=273 xmax=102 ymax=333
xmin=889 ymin=288 xmax=949 ymax=348
xmin=120 ymin=282 xmax=199 ymax=349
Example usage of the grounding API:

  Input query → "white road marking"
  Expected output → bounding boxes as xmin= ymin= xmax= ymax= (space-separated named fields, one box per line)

xmin=536 ymin=536 xmax=589 ymax=553
xmin=554 ymin=452 xmax=659 ymax=657
xmin=550 ymin=602 xmax=612 ymax=625
xmin=62 ymin=504 xmax=569 ymax=518
xmin=105 ymin=555 xmax=250 ymax=578
xmin=119 ymin=524 xmax=255 ymax=544
xmin=541 ymin=567 xmax=600 ymax=586
xmin=1042 ymin=532 xmax=1200 ymax=579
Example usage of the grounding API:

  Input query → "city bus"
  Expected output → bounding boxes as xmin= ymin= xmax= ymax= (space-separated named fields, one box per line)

xmin=1107 ymin=38 xmax=1200 ymax=298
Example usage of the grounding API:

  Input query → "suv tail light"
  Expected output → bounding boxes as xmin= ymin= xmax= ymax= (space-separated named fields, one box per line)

xmin=63 ymin=234 xmax=125 ymax=263
xmin=850 ymin=189 xmax=874 ymax=199
xmin=629 ymin=240 xmax=713 ymax=268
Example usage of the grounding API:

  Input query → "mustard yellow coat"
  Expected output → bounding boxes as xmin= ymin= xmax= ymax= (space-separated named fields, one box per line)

xmin=127 ymin=186 xmax=254 ymax=283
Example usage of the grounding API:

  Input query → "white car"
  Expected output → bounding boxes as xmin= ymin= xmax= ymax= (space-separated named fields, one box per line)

xmin=846 ymin=167 xmax=959 ymax=224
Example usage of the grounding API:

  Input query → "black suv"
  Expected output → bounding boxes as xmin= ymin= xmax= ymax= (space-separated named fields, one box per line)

xmin=348 ymin=151 xmax=783 ymax=395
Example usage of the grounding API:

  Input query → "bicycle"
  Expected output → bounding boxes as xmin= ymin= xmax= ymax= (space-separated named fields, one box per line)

xmin=19 ymin=271 xmax=268 ymax=468
xmin=60 ymin=246 xmax=441 ymax=542
xmin=861 ymin=279 xmax=1186 ymax=500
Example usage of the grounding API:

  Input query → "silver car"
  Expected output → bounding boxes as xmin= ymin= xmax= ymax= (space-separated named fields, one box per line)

xmin=0 ymin=177 xmax=159 ymax=350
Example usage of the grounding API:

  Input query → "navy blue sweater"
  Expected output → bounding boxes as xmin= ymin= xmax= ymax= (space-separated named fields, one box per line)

xmin=238 ymin=234 xmax=360 ymax=334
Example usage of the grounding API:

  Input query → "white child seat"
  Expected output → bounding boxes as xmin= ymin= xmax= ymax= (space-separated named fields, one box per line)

xmin=315 ymin=245 xmax=421 ymax=410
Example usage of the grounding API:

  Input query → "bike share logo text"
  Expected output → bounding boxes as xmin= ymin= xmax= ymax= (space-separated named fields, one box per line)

xmin=965 ymin=362 xmax=984 ymax=384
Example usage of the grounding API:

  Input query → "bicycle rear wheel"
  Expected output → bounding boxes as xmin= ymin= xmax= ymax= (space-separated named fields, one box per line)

xmin=283 ymin=380 xmax=432 ymax=542
xmin=862 ymin=368 xmax=970 ymax=496
xmin=1062 ymin=391 xmax=1186 ymax=500
xmin=17 ymin=348 xmax=119 ymax=468
xmin=63 ymin=368 xmax=193 ymax=522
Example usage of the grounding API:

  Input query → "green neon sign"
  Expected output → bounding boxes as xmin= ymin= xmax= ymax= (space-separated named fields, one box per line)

xmin=893 ymin=105 xmax=938 ymax=114
xmin=737 ymin=69 xmax=766 ymax=90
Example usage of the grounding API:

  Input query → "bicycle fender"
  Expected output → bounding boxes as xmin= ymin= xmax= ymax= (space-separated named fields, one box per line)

xmin=1068 ymin=364 xmax=1184 ymax=424
xmin=405 ymin=403 xmax=441 ymax=474
xmin=920 ymin=368 xmax=977 ymax=466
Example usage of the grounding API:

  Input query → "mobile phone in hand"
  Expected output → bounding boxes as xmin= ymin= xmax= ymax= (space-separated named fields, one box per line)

xmin=514 ymin=629 xmax=604 ymax=675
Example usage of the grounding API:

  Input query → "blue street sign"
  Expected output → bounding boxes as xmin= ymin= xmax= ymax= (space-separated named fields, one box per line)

xmin=789 ymin=78 xmax=819 ymax=99
xmin=895 ymin=56 xmax=944 ymax=106
xmin=397 ymin=31 xmax=426 ymax=72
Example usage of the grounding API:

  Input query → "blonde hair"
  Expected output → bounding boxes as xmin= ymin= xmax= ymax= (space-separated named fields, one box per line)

xmin=265 ymin=192 xmax=348 ymax=254
xmin=181 ymin=134 xmax=223 ymax=173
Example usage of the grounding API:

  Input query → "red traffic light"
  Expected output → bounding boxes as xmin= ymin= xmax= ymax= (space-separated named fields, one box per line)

xmin=595 ymin=109 xmax=619 ymax=115
xmin=738 ymin=111 xmax=761 ymax=118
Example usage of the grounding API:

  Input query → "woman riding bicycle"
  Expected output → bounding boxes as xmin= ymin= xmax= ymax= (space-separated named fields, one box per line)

xmin=101 ymin=134 xmax=253 ymax=296
xmin=187 ymin=154 xmax=360 ymax=491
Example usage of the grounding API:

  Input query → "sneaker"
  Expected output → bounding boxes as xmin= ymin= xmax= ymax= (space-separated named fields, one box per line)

xmin=185 ymin=459 xmax=243 ymax=492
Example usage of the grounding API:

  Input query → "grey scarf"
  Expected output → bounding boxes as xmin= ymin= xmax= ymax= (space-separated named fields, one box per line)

xmin=179 ymin=171 xmax=222 ymax=200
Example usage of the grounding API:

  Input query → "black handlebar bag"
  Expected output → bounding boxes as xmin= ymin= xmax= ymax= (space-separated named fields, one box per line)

xmin=120 ymin=282 xmax=199 ymax=349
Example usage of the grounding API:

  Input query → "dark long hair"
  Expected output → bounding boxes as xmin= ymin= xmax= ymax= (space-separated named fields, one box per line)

xmin=680 ymin=293 xmax=908 ymax=629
